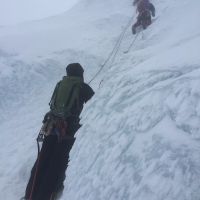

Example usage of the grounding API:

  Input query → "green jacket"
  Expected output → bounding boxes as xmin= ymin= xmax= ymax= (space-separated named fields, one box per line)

xmin=49 ymin=76 xmax=83 ymax=118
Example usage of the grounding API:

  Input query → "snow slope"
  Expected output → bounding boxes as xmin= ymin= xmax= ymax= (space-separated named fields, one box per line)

xmin=1 ymin=0 xmax=200 ymax=199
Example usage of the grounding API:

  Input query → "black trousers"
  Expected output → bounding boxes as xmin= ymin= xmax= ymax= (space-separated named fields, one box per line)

xmin=25 ymin=135 xmax=75 ymax=200
xmin=132 ymin=10 xmax=152 ymax=34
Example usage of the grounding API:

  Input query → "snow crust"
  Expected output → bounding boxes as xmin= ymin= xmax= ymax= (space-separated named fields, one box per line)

xmin=0 ymin=0 xmax=200 ymax=199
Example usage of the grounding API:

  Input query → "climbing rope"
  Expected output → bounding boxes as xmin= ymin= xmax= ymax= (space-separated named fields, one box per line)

xmin=88 ymin=15 xmax=134 ymax=85
xmin=123 ymin=31 xmax=140 ymax=53
xmin=29 ymin=129 xmax=44 ymax=200
xmin=98 ymin=30 xmax=140 ymax=88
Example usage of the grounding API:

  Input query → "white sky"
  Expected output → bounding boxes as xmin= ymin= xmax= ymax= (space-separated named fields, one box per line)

xmin=0 ymin=0 xmax=79 ymax=25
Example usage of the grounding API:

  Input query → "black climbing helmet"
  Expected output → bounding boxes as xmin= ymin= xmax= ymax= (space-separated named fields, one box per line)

xmin=66 ymin=63 xmax=84 ymax=78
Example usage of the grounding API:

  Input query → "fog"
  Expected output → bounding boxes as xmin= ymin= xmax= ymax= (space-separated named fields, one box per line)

xmin=0 ymin=0 xmax=79 ymax=25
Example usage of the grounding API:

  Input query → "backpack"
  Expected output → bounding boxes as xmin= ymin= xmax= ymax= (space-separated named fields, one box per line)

xmin=49 ymin=76 xmax=83 ymax=119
